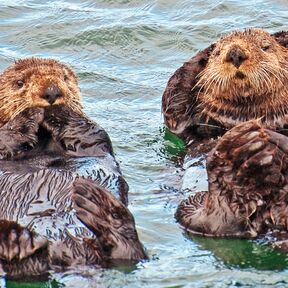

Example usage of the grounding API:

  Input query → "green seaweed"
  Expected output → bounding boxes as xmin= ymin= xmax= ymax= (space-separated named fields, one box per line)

xmin=5 ymin=279 xmax=61 ymax=288
xmin=163 ymin=127 xmax=186 ymax=156
xmin=189 ymin=235 xmax=288 ymax=271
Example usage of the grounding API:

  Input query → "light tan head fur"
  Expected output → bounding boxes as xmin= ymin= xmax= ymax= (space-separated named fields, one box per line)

xmin=197 ymin=28 xmax=288 ymax=128
xmin=0 ymin=58 xmax=83 ymax=125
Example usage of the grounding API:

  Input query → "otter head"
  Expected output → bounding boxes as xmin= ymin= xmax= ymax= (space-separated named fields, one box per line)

xmin=197 ymin=28 xmax=288 ymax=127
xmin=0 ymin=58 xmax=83 ymax=125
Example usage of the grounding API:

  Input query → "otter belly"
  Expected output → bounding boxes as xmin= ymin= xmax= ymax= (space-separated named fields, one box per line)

xmin=0 ymin=155 xmax=125 ymax=234
xmin=0 ymin=156 xmax=119 ymax=269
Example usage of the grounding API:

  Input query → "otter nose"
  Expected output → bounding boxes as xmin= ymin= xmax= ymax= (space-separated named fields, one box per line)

xmin=226 ymin=46 xmax=247 ymax=68
xmin=43 ymin=84 xmax=62 ymax=105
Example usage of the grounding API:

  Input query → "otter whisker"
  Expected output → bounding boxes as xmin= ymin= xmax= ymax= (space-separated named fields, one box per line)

xmin=256 ymin=69 xmax=271 ymax=92
xmin=214 ymin=74 xmax=225 ymax=95
xmin=264 ymin=66 xmax=284 ymax=86
xmin=262 ymin=63 xmax=286 ymax=87
xmin=195 ymin=72 xmax=211 ymax=91
xmin=10 ymin=103 xmax=29 ymax=120
xmin=196 ymin=68 xmax=208 ymax=79
xmin=201 ymin=70 xmax=224 ymax=96
xmin=0 ymin=100 xmax=24 ymax=112
xmin=258 ymin=67 xmax=274 ymax=91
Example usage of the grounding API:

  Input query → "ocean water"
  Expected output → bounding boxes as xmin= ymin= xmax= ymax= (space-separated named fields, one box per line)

xmin=0 ymin=0 xmax=287 ymax=287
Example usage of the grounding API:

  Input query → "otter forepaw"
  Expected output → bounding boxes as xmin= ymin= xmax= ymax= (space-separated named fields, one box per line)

xmin=208 ymin=120 xmax=288 ymax=186
xmin=43 ymin=105 xmax=113 ymax=156
xmin=41 ymin=104 xmax=70 ymax=136
xmin=0 ymin=107 xmax=44 ymax=159
xmin=6 ymin=107 xmax=44 ymax=131
xmin=0 ymin=220 xmax=48 ymax=262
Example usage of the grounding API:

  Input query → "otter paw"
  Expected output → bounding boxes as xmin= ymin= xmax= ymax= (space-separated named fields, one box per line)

xmin=72 ymin=178 xmax=132 ymax=236
xmin=207 ymin=120 xmax=288 ymax=184
xmin=0 ymin=107 xmax=44 ymax=159
xmin=42 ymin=105 xmax=113 ymax=156
xmin=0 ymin=220 xmax=48 ymax=262
xmin=6 ymin=107 xmax=44 ymax=131
xmin=42 ymin=104 xmax=70 ymax=136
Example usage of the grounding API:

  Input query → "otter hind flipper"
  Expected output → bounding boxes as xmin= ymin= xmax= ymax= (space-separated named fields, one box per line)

xmin=176 ymin=120 xmax=288 ymax=238
xmin=72 ymin=178 xmax=147 ymax=261
xmin=207 ymin=120 xmax=288 ymax=188
xmin=162 ymin=44 xmax=215 ymax=136
xmin=0 ymin=219 xmax=49 ymax=279
xmin=0 ymin=220 xmax=48 ymax=262
xmin=206 ymin=120 xmax=288 ymax=235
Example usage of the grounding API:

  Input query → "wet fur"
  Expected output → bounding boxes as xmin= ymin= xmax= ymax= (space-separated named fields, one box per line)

xmin=176 ymin=120 xmax=288 ymax=245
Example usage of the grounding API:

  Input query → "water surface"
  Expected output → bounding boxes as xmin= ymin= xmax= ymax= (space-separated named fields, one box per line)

xmin=0 ymin=1 xmax=288 ymax=287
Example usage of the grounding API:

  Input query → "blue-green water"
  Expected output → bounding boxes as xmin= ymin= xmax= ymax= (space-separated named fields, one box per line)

xmin=0 ymin=1 xmax=288 ymax=287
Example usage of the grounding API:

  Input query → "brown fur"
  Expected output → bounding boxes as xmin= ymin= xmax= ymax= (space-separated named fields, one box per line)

xmin=0 ymin=58 xmax=83 ymax=126
xmin=162 ymin=29 xmax=288 ymax=138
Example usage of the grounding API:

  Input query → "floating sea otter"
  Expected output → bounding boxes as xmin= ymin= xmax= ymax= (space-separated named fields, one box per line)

xmin=162 ymin=29 xmax=288 ymax=246
xmin=0 ymin=58 xmax=146 ymax=279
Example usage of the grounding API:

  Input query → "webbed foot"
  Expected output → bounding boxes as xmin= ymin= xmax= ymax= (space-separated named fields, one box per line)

xmin=207 ymin=120 xmax=288 ymax=233
xmin=0 ymin=220 xmax=48 ymax=262
xmin=72 ymin=178 xmax=147 ymax=261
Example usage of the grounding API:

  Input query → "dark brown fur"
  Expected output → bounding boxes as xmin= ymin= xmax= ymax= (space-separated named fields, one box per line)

xmin=176 ymin=120 xmax=288 ymax=244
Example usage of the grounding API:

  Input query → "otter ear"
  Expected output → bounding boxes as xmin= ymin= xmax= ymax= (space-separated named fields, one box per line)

xmin=272 ymin=31 xmax=288 ymax=48
xmin=162 ymin=43 xmax=215 ymax=136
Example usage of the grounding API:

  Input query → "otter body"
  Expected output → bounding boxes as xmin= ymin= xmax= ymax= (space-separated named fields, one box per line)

xmin=0 ymin=59 xmax=146 ymax=279
xmin=162 ymin=29 xmax=288 ymax=247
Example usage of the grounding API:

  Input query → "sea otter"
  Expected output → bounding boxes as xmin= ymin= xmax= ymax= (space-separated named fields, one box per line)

xmin=0 ymin=58 xmax=146 ymax=279
xmin=162 ymin=29 xmax=288 ymax=245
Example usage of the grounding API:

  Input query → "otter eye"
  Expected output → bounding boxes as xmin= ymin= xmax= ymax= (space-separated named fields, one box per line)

xmin=261 ymin=42 xmax=271 ymax=51
xmin=16 ymin=80 xmax=24 ymax=88
xmin=111 ymin=209 xmax=120 ymax=219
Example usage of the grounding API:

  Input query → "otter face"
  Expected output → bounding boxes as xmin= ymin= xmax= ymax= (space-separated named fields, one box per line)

xmin=0 ymin=58 xmax=83 ymax=124
xmin=197 ymin=29 xmax=288 ymax=102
